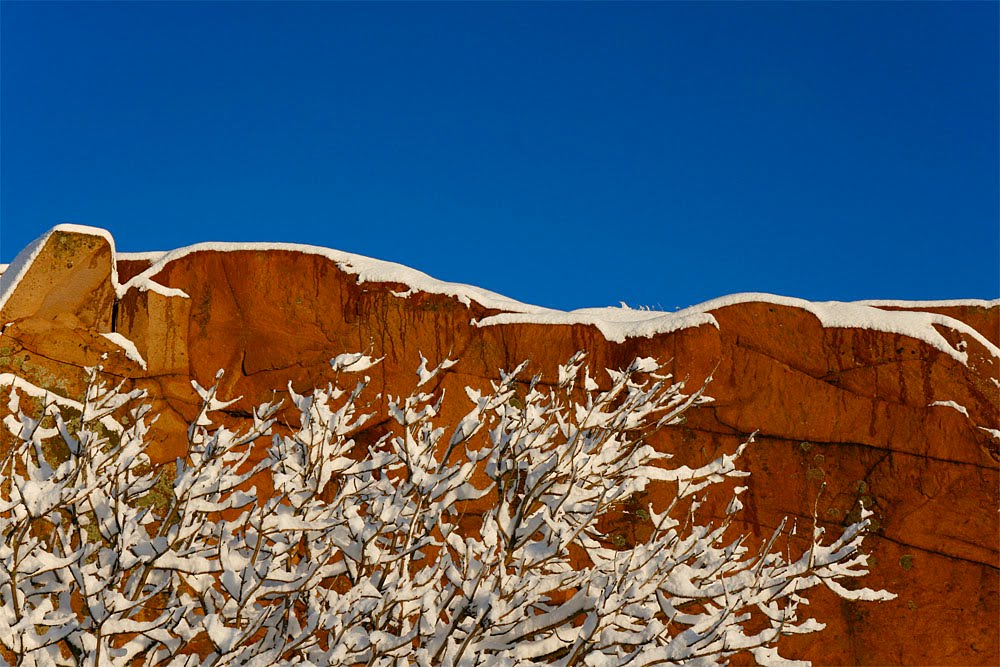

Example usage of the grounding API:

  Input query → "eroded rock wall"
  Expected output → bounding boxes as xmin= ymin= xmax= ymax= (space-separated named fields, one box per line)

xmin=1 ymin=227 xmax=997 ymax=665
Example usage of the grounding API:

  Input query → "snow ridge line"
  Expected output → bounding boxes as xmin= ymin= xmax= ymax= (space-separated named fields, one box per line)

xmin=3 ymin=226 xmax=998 ymax=365
xmin=477 ymin=293 xmax=1000 ymax=364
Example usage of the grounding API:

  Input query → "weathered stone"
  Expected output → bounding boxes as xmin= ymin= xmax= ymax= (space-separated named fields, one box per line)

xmin=0 ymin=228 xmax=116 ymax=330
xmin=117 ymin=286 xmax=191 ymax=376
xmin=0 ymin=228 xmax=996 ymax=665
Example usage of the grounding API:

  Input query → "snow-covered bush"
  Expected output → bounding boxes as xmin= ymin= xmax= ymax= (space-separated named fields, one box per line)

xmin=0 ymin=352 xmax=892 ymax=666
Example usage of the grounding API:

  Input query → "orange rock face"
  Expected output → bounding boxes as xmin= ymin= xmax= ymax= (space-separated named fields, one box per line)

xmin=0 ymin=228 xmax=116 ymax=330
xmin=1 ymin=227 xmax=997 ymax=665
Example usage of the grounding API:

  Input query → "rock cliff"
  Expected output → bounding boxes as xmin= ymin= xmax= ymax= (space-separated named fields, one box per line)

xmin=2 ymin=225 xmax=997 ymax=665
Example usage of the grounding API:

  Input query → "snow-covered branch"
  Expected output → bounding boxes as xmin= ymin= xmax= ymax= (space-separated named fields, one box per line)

xmin=0 ymin=353 xmax=892 ymax=665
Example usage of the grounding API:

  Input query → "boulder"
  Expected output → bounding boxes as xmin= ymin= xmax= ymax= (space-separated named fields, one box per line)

xmin=0 ymin=225 xmax=117 ymax=330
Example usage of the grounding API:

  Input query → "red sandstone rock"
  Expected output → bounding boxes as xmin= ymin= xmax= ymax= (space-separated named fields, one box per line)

xmin=0 ymin=227 xmax=116 ymax=330
xmin=1 ymin=227 xmax=996 ymax=665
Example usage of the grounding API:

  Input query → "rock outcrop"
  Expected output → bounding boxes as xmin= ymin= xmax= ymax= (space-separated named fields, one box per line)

xmin=2 ymin=225 xmax=997 ymax=665
xmin=0 ymin=226 xmax=117 ymax=330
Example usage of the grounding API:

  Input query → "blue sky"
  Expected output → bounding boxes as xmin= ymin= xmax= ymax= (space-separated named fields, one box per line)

xmin=2 ymin=1 xmax=997 ymax=310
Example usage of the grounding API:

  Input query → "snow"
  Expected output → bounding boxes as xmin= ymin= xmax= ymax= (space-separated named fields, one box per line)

xmin=0 ymin=372 xmax=122 ymax=433
xmin=478 ymin=293 xmax=999 ymax=365
xmin=474 ymin=308 xmax=720 ymax=343
xmin=330 ymin=352 xmax=381 ymax=373
xmin=117 ymin=251 xmax=168 ymax=261
xmin=1 ymin=224 xmax=120 ymax=311
xmin=100 ymin=332 xmax=148 ymax=370
xmin=928 ymin=400 xmax=970 ymax=417
xmin=856 ymin=298 xmax=1000 ymax=308
xmin=0 ymin=372 xmax=83 ymax=409
xmin=2 ymin=226 xmax=997 ymax=368
xmin=1 ymin=360 xmax=897 ymax=664
xmin=416 ymin=354 xmax=458 ymax=386
xmin=120 ymin=241 xmax=547 ymax=314
xmin=979 ymin=427 xmax=1000 ymax=442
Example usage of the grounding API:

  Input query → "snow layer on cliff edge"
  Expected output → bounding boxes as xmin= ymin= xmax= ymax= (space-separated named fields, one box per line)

xmin=0 ymin=224 xmax=119 ymax=311
xmin=473 ymin=308 xmax=721 ymax=342
xmin=121 ymin=241 xmax=551 ymax=314
xmin=478 ymin=293 xmax=1000 ymax=365
xmin=856 ymin=298 xmax=1000 ymax=308
xmin=4 ymin=227 xmax=997 ymax=366
xmin=117 ymin=251 xmax=170 ymax=262
xmin=126 ymin=241 xmax=997 ymax=365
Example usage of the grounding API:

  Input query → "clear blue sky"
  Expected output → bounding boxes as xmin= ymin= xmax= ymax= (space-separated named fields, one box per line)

xmin=2 ymin=1 xmax=997 ymax=310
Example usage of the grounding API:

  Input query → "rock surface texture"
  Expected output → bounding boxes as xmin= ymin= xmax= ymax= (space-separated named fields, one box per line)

xmin=2 ymin=225 xmax=998 ymax=665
